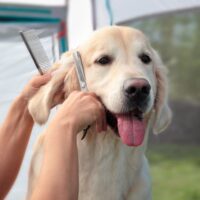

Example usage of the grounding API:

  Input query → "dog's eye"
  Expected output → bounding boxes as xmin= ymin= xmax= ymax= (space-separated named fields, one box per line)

xmin=96 ymin=56 xmax=112 ymax=65
xmin=139 ymin=53 xmax=151 ymax=64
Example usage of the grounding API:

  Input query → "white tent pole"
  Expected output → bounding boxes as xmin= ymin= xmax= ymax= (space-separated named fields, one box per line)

xmin=68 ymin=0 xmax=93 ymax=49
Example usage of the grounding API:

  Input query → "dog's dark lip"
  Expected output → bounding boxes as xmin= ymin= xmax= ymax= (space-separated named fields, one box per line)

xmin=106 ymin=109 xmax=144 ymax=137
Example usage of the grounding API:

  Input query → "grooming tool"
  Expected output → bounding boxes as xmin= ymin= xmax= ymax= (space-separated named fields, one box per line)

xmin=20 ymin=30 xmax=51 ymax=74
xmin=73 ymin=51 xmax=90 ymax=140
xmin=73 ymin=51 xmax=88 ymax=91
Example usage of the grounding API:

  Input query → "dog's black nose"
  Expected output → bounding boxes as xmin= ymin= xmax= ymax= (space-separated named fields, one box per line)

xmin=123 ymin=78 xmax=151 ymax=101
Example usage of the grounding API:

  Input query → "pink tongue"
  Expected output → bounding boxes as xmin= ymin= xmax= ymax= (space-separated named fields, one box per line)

xmin=117 ymin=114 xmax=146 ymax=146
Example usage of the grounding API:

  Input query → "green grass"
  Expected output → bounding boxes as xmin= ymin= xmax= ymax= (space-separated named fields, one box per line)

xmin=147 ymin=144 xmax=200 ymax=200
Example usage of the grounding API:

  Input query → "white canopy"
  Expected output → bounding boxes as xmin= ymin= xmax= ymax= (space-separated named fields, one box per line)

xmin=68 ymin=0 xmax=200 ymax=48
xmin=95 ymin=0 xmax=200 ymax=26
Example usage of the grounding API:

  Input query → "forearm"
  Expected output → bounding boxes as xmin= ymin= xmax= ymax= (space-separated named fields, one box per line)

xmin=0 ymin=95 xmax=34 ymax=199
xmin=29 ymin=91 xmax=105 ymax=200
xmin=30 ymin=120 xmax=79 ymax=200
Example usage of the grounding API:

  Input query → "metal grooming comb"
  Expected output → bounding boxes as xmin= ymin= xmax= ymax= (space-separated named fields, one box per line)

xmin=20 ymin=30 xmax=51 ymax=74
xmin=73 ymin=51 xmax=88 ymax=91
xmin=73 ymin=51 xmax=90 ymax=140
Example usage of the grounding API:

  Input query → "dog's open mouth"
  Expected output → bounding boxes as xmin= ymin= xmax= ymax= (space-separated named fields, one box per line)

xmin=106 ymin=109 xmax=146 ymax=147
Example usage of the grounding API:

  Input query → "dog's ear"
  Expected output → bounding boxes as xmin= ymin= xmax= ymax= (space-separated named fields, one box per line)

xmin=28 ymin=51 xmax=79 ymax=125
xmin=152 ymin=50 xmax=172 ymax=134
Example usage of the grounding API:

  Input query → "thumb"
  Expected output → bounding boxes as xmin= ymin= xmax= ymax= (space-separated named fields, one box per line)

xmin=31 ymin=73 xmax=52 ymax=88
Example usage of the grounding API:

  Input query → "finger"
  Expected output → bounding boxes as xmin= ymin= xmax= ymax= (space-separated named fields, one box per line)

xmin=87 ymin=92 xmax=98 ymax=99
xmin=104 ymin=114 xmax=107 ymax=131
xmin=95 ymin=103 xmax=105 ymax=133
xmin=31 ymin=73 xmax=52 ymax=88
xmin=100 ymin=104 xmax=107 ymax=131
xmin=98 ymin=101 xmax=107 ymax=132
xmin=93 ymin=96 xmax=107 ymax=131
xmin=101 ymin=106 xmax=107 ymax=132
xmin=85 ymin=92 xmax=106 ymax=132
xmin=100 ymin=105 xmax=107 ymax=132
xmin=95 ymin=112 xmax=102 ymax=133
xmin=96 ymin=113 xmax=104 ymax=133
xmin=70 ymin=90 xmax=83 ymax=97
xmin=66 ymin=90 xmax=82 ymax=103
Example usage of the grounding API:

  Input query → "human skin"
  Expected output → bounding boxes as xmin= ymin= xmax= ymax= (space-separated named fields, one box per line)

xmin=30 ymin=91 xmax=106 ymax=200
xmin=0 ymin=73 xmax=64 ymax=200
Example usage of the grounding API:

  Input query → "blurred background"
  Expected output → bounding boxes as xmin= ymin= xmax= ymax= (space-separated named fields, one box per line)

xmin=0 ymin=1 xmax=199 ymax=200
xmin=127 ymin=12 xmax=200 ymax=200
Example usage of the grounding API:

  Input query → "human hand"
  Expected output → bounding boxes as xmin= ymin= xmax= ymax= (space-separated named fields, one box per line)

xmin=20 ymin=73 xmax=65 ymax=107
xmin=51 ymin=91 xmax=107 ymax=134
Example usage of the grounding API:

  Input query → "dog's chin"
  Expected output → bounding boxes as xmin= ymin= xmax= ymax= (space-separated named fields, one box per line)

xmin=106 ymin=108 xmax=148 ymax=147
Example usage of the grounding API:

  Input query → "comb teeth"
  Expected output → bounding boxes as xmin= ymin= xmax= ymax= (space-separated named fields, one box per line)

xmin=20 ymin=30 xmax=51 ymax=74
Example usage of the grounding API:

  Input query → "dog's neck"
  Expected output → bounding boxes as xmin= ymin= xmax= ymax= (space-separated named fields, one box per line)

xmin=77 ymin=125 xmax=151 ymax=164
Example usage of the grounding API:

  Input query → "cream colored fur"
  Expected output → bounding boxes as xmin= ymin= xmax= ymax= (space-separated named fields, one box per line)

xmin=27 ymin=26 xmax=172 ymax=200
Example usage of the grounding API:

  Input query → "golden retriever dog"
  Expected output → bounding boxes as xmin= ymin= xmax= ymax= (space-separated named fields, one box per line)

xmin=27 ymin=26 xmax=172 ymax=200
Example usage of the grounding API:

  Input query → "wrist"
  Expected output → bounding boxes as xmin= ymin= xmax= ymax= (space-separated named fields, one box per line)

xmin=44 ymin=117 xmax=77 ymax=150
xmin=49 ymin=116 xmax=78 ymax=137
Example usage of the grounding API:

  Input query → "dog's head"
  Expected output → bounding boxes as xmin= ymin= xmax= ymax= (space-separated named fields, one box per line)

xmin=28 ymin=26 xmax=172 ymax=146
